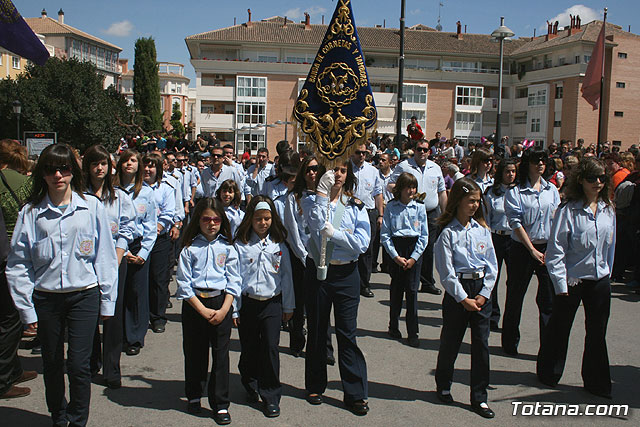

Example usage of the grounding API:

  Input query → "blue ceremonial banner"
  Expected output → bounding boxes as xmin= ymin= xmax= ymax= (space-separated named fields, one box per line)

xmin=294 ymin=0 xmax=376 ymax=166
xmin=0 ymin=0 xmax=50 ymax=66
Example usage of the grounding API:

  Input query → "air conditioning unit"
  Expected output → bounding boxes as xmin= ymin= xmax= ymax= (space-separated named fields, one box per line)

xmin=214 ymin=74 xmax=223 ymax=80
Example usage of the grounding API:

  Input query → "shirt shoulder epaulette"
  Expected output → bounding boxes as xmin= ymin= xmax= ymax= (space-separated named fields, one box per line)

xmin=349 ymin=197 xmax=365 ymax=210
xmin=83 ymin=192 xmax=101 ymax=201
xmin=162 ymin=179 xmax=175 ymax=190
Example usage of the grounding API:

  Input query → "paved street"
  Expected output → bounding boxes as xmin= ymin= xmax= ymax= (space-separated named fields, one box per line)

xmin=3 ymin=266 xmax=639 ymax=426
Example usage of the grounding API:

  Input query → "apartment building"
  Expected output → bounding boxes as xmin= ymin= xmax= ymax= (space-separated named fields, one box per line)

xmin=185 ymin=14 xmax=640 ymax=154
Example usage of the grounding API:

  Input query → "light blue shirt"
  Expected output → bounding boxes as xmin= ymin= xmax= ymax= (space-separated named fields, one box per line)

xmin=245 ymin=163 xmax=275 ymax=196
xmin=455 ymin=145 xmax=465 ymax=163
xmin=93 ymin=187 xmax=136 ymax=252
xmin=379 ymin=170 xmax=393 ymax=203
xmin=351 ymin=160 xmax=382 ymax=210
xmin=121 ymin=183 xmax=157 ymax=261
xmin=163 ymin=174 xmax=185 ymax=223
xmin=434 ymin=218 xmax=498 ymax=303
xmin=201 ymin=165 xmax=244 ymax=198
xmin=505 ymin=178 xmax=561 ymax=244
xmin=180 ymin=166 xmax=198 ymax=202
xmin=175 ymin=234 xmax=242 ymax=303
xmin=283 ymin=192 xmax=310 ymax=264
xmin=264 ymin=178 xmax=289 ymax=220
xmin=380 ymin=199 xmax=429 ymax=260
xmin=302 ymin=194 xmax=370 ymax=263
xmin=546 ymin=201 xmax=616 ymax=294
xmin=235 ymin=234 xmax=295 ymax=313
xmin=149 ymin=180 xmax=175 ymax=234
xmin=7 ymin=193 xmax=119 ymax=324
xmin=474 ymin=175 xmax=494 ymax=193
xmin=224 ymin=205 xmax=244 ymax=238
xmin=484 ymin=186 xmax=512 ymax=233
xmin=390 ymin=158 xmax=446 ymax=211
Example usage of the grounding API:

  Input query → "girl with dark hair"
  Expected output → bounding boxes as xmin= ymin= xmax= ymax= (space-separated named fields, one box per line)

xmin=83 ymin=145 xmax=136 ymax=389
xmin=176 ymin=198 xmax=241 ymax=424
xmin=7 ymin=143 xmax=118 ymax=426
xmin=380 ymin=172 xmax=428 ymax=347
xmin=215 ymin=179 xmax=244 ymax=237
xmin=483 ymin=158 xmax=518 ymax=330
xmin=470 ymin=148 xmax=494 ymax=192
xmin=233 ymin=195 xmax=294 ymax=418
xmin=301 ymin=160 xmax=371 ymax=415
xmin=537 ymin=157 xmax=615 ymax=399
xmin=143 ymin=153 xmax=175 ymax=338
xmin=115 ymin=150 xmax=158 ymax=356
xmin=502 ymin=148 xmax=560 ymax=356
xmin=434 ymin=178 xmax=498 ymax=418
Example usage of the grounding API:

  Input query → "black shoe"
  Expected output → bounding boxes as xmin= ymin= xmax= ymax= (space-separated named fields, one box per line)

xmin=106 ymin=379 xmax=122 ymax=389
xmin=126 ymin=345 xmax=140 ymax=356
xmin=326 ymin=354 xmax=336 ymax=366
xmin=306 ymin=393 xmax=323 ymax=405
xmin=407 ymin=337 xmax=420 ymax=348
xmin=472 ymin=403 xmax=495 ymax=418
xmin=246 ymin=389 xmax=259 ymax=403
xmin=436 ymin=390 xmax=454 ymax=404
xmin=345 ymin=399 xmax=369 ymax=416
xmin=263 ymin=403 xmax=280 ymax=418
xmin=166 ymin=300 xmax=173 ymax=309
xmin=502 ymin=345 xmax=518 ymax=356
xmin=187 ymin=401 xmax=201 ymax=414
xmin=419 ymin=284 xmax=442 ymax=295
xmin=151 ymin=323 xmax=165 ymax=333
xmin=360 ymin=287 xmax=374 ymax=298
xmin=213 ymin=410 xmax=231 ymax=425
xmin=537 ymin=374 xmax=557 ymax=388
xmin=291 ymin=349 xmax=304 ymax=358
xmin=387 ymin=328 xmax=402 ymax=339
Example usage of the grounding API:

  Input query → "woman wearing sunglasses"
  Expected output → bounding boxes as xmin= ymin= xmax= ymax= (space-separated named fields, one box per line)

xmin=7 ymin=143 xmax=118 ymax=426
xmin=537 ymin=157 xmax=615 ymax=399
xmin=502 ymin=148 xmax=560 ymax=356
xmin=469 ymin=148 xmax=494 ymax=193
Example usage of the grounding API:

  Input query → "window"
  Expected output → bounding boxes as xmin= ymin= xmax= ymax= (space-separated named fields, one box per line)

xmin=618 ymin=52 xmax=628 ymax=59
xmin=456 ymin=86 xmax=483 ymax=106
xmin=12 ymin=56 xmax=20 ymax=69
xmin=403 ymin=85 xmax=427 ymax=104
xmin=0 ymin=54 xmax=3 ymax=66
xmin=612 ymin=140 xmax=622 ymax=146
xmin=555 ymin=85 xmax=563 ymax=99
xmin=237 ymin=77 xmax=266 ymax=98
xmin=530 ymin=118 xmax=541 ymax=133
xmin=558 ymin=57 xmax=566 ymax=66
xmin=616 ymin=82 xmax=626 ymax=88
xmin=236 ymin=132 xmax=265 ymax=154
xmin=575 ymin=55 xmax=580 ymax=64
xmin=614 ymin=111 xmax=624 ymax=117
xmin=201 ymin=104 xmax=215 ymax=114
xmin=236 ymin=102 xmax=266 ymax=125
xmin=513 ymin=111 xmax=527 ymax=125
xmin=516 ymin=87 xmax=528 ymax=98
xmin=528 ymin=89 xmax=547 ymax=106
xmin=554 ymin=120 xmax=561 ymax=127
xmin=97 ymin=48 xmax=105 ymax=69
xmin=584 ymin=55 xmax=591 ymax=63
xmin=455 ymin=112 xmax=482 ymax=133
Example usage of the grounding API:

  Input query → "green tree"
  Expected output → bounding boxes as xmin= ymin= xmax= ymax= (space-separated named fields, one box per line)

xmin=133 ymin=37 xmax=162 ymax=132
xmin=0 ymin=57 xmax=130 ymax=152
xmin=170 ymin=101 xmax=185 ymax=136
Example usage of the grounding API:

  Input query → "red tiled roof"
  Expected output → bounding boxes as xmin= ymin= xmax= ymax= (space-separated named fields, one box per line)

xmin=25 ymin=17 xmax=122 ymax=51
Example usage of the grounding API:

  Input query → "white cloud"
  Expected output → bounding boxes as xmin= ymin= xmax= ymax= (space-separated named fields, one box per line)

xmin=410 ymin=9 xmax=422 ymax=16
xmin=104 ymin=20 xmax=134 ymax=37
xmin=540 ymin=4 xmax=601 ymax=30
xmin=283 ymin=6 xmax=327 ymax=21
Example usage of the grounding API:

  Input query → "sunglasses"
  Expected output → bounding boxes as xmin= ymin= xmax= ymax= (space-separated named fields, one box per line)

xmin=306 ymin=165 xmax=319 ymax=172
xmin=415 ymin=147 xmax=429 ymax=153
xmin=584 ymin=174 xmax=606 ymax=184
xmin=355 ymin=150 xmax=367 ymax=156
xmin=211 ymin=154 xmax=223 ymax=159
xmin=43 ymin=164 xmax=72 ymax=176
xmin=530 ymin=155 xmax=547 ymax=164
xmin=200 ymin=216 xmax=222 ymax=225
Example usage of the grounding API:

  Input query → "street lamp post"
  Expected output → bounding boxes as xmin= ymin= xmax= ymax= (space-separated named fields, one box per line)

xmin=12 ymin=100 xmax=21 ymax=142
xmin=491 ymin=17 xmax=514 ymax=148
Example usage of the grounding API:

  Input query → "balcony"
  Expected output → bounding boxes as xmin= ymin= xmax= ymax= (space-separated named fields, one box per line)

xmin=198 ymin=85 xmax=235 ymax=101
xmin=197 ymin=113 xmax=234 ymax=130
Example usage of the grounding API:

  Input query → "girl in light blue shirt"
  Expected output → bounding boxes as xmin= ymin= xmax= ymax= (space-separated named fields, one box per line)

xmin=215 ymin=179 xmax=244 ymax=238
xmin=177 ymin=198 xmax=241 ymax=423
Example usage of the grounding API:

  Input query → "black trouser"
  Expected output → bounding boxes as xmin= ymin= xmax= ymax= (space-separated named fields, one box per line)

xmin=182 ymin=294 xmax=232 ymax=411
xmin=612 ymin=212 xmax=632 ymax=280
xmin=91 ymin=261 xmax=127 ymax=382
xmin=124 ymin=238 xmax=150 ymax=348
xmin=420 ymin=208 xmax=438 ymax=288
xmin=537 ymin=277 xmax=611 ymax=395
xmin=238 ymin=294 xmax=283 ymax=405
xmin=305 ymin=258 xmax=367 ymax=403
xmin=358 ymin=209 xmax=378 ymax=291
xmin=490 ymin=233 xmax=511 ymax=325
xmin=149 ymin=233 xmax=171 ymax=327
xmin=501 ymin=241 xmax=554 ymax=352
xmin=0 ymin=267 xmax=23 ymax=395
xmin=388 ymin=236 xmax=422 ymax=339
xmin=34 ymin=287 xmax=100 ymax=427
xmin=289 ymin=254 xmax=306 ymax=353
xmin=435 ymin=278 xmax=491 ymax=404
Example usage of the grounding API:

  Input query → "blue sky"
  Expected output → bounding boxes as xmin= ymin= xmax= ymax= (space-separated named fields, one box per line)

xmin=14 ymin=1 xmax=637 ymax=86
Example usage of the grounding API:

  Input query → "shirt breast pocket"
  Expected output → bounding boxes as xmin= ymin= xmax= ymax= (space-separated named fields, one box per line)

xmin=269 ymin=252 xmax=282 ymax=274
xmin=75 ymin=232 xmax=96 ymax=259
xmin=31 ymin=237 xmax=54 ymax=271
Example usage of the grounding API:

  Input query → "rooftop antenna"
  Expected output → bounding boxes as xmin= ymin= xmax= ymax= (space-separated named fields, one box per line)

xmin=436 ymin=1 xmax=443 ymax=32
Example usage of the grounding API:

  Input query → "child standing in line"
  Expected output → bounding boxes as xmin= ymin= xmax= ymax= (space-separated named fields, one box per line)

xmin=215 ymin=179 xmax=244 ymax=238
xmin=176 ymin=198 xmax=241 ymax=426
xmin=380 ymin=172 xmax=428 ymax=348
xmin=434 ymin=178 xmax=498 ymax=419
xmin=234 ymin=196 xmax=294 ymax=419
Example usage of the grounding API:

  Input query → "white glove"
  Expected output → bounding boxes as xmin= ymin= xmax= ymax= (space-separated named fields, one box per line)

xmin=316 ymin=170 xmax=335 ymax=196
xmin=320 ymin=222 xmax=335 ymax=238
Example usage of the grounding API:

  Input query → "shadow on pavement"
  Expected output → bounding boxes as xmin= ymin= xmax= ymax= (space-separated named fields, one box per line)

xmin=1 ymin=407 xmax=52 ymax=425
